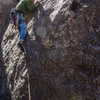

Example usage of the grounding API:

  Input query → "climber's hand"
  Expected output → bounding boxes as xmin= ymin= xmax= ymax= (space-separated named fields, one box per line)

xmin=35 ymin=1 xmax=40 ymax=7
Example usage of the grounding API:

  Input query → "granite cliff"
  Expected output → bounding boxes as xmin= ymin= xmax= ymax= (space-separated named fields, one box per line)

xmin=1 ymin=0 xmax=100 ymax=100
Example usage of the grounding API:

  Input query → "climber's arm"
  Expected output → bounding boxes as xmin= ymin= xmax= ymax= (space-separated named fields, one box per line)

xmin=26 ymin=1 xmax=40 ymax=11
xmin=35 ymin=1 xmax=40 ymax=7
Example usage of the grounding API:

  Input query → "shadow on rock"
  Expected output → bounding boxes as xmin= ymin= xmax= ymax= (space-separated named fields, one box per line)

xmin=0 ymin=29 xmax=12 ymax=100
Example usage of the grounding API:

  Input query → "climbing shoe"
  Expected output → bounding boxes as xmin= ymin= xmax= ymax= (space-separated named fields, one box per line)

xmin=17 ymin=42 xmax=25 ymax=52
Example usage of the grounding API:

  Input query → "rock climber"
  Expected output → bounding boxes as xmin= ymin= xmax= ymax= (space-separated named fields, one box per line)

xmin=15 ymin=0 xmax=40 ymax=52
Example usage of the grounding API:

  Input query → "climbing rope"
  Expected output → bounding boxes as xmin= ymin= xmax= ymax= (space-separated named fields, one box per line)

xmin=24 ymin=51 xmax=31 ymax=100
xmin=27 ymin=72 xmax=31 ymax=100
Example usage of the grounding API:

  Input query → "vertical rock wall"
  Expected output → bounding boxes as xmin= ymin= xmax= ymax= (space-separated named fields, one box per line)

xmin=1 ymin=0 xmax=100 ymax=100
xmin=0 ymin=0 xmax=17 ymax=100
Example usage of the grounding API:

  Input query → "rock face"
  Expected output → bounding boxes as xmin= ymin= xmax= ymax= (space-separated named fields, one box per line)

xmin=0 ymin=0 xmax=17 ymax=34
xmin=1 ymin=0 xmax=100 ymax=100
xmin=0 ymin=0 xmax=17 ymax=100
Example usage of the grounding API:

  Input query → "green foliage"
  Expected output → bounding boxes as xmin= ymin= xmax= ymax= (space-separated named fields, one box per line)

xmin=70 ymin=92 xmax=82 ymax=100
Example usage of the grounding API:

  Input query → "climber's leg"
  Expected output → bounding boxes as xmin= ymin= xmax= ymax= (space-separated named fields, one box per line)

xmin=20 ymin=22 xmax=27 ymax=42
xmin=18 ymin=13 xmax=27 ymax=52
xmin=19 ymin=13 xmax=27 ymax=42
xmin=18 ymin=22 xmax=27 ymax=52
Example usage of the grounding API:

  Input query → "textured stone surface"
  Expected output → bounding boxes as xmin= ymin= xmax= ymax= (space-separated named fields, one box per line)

xmin=1 ymin=0 xmax=100 ymax=100
xmin=0 ymin=0 xmax=17 ymax=100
